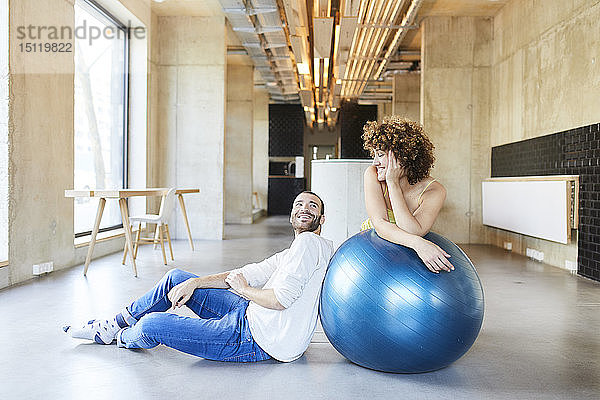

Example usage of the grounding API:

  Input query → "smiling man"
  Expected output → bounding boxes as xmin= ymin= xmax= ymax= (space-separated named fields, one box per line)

xmin=64 ymin=191 xmax=334 ymax=363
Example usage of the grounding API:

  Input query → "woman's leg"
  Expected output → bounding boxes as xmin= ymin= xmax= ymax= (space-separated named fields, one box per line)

xmin=117 ymin=299 xmax=271 ymax=362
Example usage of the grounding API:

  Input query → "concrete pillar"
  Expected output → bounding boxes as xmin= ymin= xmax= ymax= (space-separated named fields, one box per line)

xmin=156 ymin=15 xmax=226 ymax=239
xmin=392 ymin=73 xmax=420 ymax=122
xmin=377 ymin=101 xmax=393 ymax=121
xmin=148 ymin=11 xmax=161 ymax=213
xmin=225 ymin=61 xmax=254 ymax=224
xmin=421 ymin=17 xmax=491 ymax=244
xmin=253 ymin=86 xmax=269 ymax=213
xmin=7 ymin=0 xmax=76 ymax=284
xmin=0 ymin=0 xmax=7 ymax=264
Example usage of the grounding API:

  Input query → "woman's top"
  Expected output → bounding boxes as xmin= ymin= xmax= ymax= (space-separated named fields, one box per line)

xmin=361 ymin=178 xmax=437 ymax=231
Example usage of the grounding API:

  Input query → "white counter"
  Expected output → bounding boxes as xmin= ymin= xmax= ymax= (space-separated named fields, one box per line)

xmin=310 ymin=159 xmax=372 ymax=249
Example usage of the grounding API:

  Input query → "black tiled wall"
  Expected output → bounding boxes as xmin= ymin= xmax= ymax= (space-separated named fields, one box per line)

xmin=269 ymin=104 xmax=304 ymax=157
xmin=491 ymin=122 xmax=600 ymax=281
xmin=268 ymin=178 xmax=306 ymax=215
xmin=340 ymin=102 xmax=378 ymax=159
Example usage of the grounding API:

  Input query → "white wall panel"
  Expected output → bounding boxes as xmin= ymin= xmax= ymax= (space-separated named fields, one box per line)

xmin=482 ymin=180 xmax=570 ymax=244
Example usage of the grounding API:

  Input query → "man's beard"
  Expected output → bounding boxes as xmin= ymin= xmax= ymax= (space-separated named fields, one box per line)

xmin=292 ymin=211 xmax=322 ymax=233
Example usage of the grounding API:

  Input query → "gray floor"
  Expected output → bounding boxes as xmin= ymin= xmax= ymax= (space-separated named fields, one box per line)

xmin=1 ymin=216 xmax=599 ymax=399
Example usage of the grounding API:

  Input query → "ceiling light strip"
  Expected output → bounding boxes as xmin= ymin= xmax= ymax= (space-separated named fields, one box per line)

xmin=345 ymin=0 xmax=375 ymax=97
xmin=347 ymin=0 xmax=389 ymax=97
xmin=348 ymin=0 xmax=393 ymax=97
xmin=346 ymin=0 xmax=389 ymax=98
xmin=348 ymin=0 xmax=380 ymax=95
xmin=373 ymin=0 xmax=423 ymax=80
xmin=354 ymin=0 xmax=404 ymax=96
xmin=341 ymin=0 xmax=369 ymax=97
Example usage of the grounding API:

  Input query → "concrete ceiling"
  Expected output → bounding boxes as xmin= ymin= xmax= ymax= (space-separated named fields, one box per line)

xmin=151 ymin=0 xmax=510 ymax=17
xmin=419 ymin=0 xmax=509 ymax=17
xmin=150 ymin=0 xmax=512 ymax=116
xmin=151 ymin=0 xmax=223 ymax=16
xmin=400 ymin=0 xmax=510 ymax=51
xmin=150 ymin=1 xmax=511 ymax=55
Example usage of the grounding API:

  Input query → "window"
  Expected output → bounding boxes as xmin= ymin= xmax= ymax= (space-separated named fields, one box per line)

xmin=73 ymin=0 xmax=128 ymax=237
xmin=0 ymin=0 xmax=8 ymax=262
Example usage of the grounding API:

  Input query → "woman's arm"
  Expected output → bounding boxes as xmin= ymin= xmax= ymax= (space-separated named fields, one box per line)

xmin=365 ymin=166 xmax=420 ymax=247
xmin=364 ymin=165 xmax=393 ymax=228
xmin=364 ymin=166 xmax=453 ymax=273
xmin=385 ymin=150 xmax=446 ymax=236
xmin=388 ymin=181 xmax=445 ymax=236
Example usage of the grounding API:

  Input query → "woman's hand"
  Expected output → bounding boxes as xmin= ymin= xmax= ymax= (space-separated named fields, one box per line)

xmin=411 ymin=236 xmax=455 ymax=273
xmin=385 ymin=150 xmax=405 ymax=184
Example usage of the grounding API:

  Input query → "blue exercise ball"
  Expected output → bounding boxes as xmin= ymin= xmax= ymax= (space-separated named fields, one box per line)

xmin=320 ymin=229 xmax=484 ymax=373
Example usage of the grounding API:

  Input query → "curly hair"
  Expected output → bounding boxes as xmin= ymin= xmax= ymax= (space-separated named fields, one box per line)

xmin=362 ymin=116 xmax=435 ymax=185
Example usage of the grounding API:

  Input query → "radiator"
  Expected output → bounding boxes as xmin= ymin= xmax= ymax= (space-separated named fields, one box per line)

xmin=482 ymin=176 xmax=578 ymax=244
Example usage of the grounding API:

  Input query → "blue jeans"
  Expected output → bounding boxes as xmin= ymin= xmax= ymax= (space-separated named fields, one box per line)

xmin=116 ymin=268 xmax=271 ymax=362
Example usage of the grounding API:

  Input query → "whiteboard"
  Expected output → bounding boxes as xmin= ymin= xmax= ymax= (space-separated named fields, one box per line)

xmin=482 ymin=180 xmax=569 ymax=244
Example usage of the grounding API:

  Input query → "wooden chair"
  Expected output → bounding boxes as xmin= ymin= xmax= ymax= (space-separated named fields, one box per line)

xmin=122 ymin=188 xmax=177 ymax=265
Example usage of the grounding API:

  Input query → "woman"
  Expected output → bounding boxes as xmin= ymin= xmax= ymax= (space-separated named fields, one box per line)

xmin=361 ymin=116 xmax=454 ymax=274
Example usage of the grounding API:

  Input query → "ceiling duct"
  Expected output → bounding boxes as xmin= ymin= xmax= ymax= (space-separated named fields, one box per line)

xmin=218 ymin=0 xmax=424 ymax=120
xmin=219 ymin=0 xmax=300 ymax=103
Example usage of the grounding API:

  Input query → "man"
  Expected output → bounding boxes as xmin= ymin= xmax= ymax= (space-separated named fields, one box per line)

xmin=64 ymin=191 xmax=334 ymax=363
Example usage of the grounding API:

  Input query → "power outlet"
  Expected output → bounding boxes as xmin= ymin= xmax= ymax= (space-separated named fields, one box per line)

xmin=32 ymin=261 xmax=54 ymax=276
xmin=565 ymin=260 xmax=577 ymax=272
xmin=526 ymin=248 xmax=544 ymax=262
xmin=503 ymin=241 xmax=512 ymax=251
xmin=526 ymin=248 xmax=533 ymax=258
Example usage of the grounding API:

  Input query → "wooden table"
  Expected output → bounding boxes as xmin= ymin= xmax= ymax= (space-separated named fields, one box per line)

xmin=65 ymin=188 xmax=199 ymax=276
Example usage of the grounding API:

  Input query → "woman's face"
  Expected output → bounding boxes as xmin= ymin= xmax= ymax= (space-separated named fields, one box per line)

xmin=372 ymin=149 xmax=388 ymax=182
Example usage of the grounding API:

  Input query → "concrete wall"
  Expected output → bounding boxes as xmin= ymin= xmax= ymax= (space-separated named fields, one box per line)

xmin=490 ymin=0 xmax=600 ymax=146
xmin=485 ymin=0 xmax=600 ymax=269
xmin=377 ymin=101 xmax=393 ymax=121
xmin=225 ymin=60 xmax=254 ymax=224
xmin=421 ymin=16 xmax=492 ymax=244
xmin=148 ymin=11 xmax=161 ymax=213
xmin=392 ymin=73 xmax=420 ymax=122
xmin=0 ymin=0 xmax=7 ymax=263
xmin=154 ymin=15 xmax=226 ymax=239
xmin=4 ymin=0 xmax=152 ymax=288
xmin=8 ymin=0 xmax=76 ymax=285
xmin=253 ymin=87 xmax=269 ymax=212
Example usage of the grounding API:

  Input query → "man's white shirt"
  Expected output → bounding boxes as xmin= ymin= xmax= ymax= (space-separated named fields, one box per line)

xmin=232 ymin=231 xmax=334 ymax=362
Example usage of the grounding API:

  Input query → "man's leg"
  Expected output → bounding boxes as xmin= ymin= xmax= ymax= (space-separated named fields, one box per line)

xmin=66 ymin=268 xmax=200 ymax=344
xmin=117 ymin=298 xmax=271 ymax=362
xmin=123 ymin=269 xmax=249 ymax=322
xmin=123 ymin=268 xmax=198 ymax=322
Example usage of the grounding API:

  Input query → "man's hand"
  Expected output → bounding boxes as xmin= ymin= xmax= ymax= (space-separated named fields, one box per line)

xmin=167 ymin=278 xmax=200 ymax=309
xmin=225 ymin=271 xmax=284 ymax=310
xmin=225 ymin=271 xmax=250 ymax=296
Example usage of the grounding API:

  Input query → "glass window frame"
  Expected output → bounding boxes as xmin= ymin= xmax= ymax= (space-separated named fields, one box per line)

xmin=74 ymin=0 xmax=130 ymax=238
